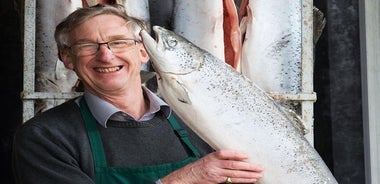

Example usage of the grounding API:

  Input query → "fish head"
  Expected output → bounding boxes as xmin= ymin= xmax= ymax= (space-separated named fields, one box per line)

xmin=141 ymin=26 xmax=205 ymax=76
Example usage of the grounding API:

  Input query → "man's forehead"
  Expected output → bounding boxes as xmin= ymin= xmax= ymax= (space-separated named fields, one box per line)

xmin=69 ymin=16 xmax=133 ymax=42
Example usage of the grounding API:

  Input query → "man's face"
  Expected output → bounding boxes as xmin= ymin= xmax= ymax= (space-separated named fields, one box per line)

xmin=61 ymin=14 xmax=149 ymax=95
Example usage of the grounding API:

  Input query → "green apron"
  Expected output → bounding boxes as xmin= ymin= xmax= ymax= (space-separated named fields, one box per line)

xmin=79 ymin=98 xmax=200 ymax=184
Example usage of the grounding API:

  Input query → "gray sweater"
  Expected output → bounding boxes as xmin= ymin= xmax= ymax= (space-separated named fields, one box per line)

xmin=12 ymin=99 xmax=213 ymax=184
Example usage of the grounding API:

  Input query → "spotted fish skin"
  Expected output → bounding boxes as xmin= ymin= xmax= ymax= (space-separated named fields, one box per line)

xmin=240 ymin=0 xmax=303 ymax=95
xmin=141 ymin=26 xmax=337 ymax=184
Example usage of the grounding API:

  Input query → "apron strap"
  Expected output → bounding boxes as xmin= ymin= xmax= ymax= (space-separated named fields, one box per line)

xmin=168 ymin=114 xmax=201 ymax=158
xmin=80 ymin=98 xmax=108 ymax=168
xmin=80 ymin=97 xmax=200 ymax=168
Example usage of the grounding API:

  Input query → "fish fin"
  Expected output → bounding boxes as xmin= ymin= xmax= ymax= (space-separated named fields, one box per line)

xmin=281 ymin=106 xmax=309 ymax=136
xmin=54 ymin=59 xmax=65 ymax=80
xmin=171 ymin=79 xmax=191 ymax=105
xmin=313 ymin=6 xmax=326 ymax=45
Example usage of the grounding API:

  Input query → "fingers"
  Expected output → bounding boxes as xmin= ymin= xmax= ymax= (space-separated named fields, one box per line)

xmin=219 ymin=164 xmax=264 ymax=183
xmin=216 ymin=156 xmax=264 ymax=183
xmin=212 ymin=149 xmax=250 ymax=161
xmin=220 ymin=159 xmax=264 ymax=172
xmin=199 ymin=150 xmax=264 ymax=183
xmin=209 ymin=150 xmax=264 ymax=171
xmin=160 ymin=149 xmax=264 ymax=184
xmin=223 ymin=176 xmax=260 ymax=184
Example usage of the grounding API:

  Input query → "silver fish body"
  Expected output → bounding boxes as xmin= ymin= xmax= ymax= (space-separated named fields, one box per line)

xmin=35 ymin=0 xmax=81 ymax=113
xmin=172 ymin=0 xmax=225 ymax=60
xmin=240 ymin=0 xmax=302 ymax=94
xmin=141 ymin=26 xmax=337 ymax=184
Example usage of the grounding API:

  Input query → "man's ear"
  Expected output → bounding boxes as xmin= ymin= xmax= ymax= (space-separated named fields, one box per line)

xmin=60 ymin=50 xmax=75 ymax=70
xmin=139 ymin=44 xmax=150 ymax=64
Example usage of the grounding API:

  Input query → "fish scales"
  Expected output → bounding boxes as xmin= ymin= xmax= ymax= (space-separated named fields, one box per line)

xmin=240 ymin=0 xmax=302 ymax=94
xmin=172 ymin=0 xmax=225 ymax=61
xmin=141 ymin=26 xmax=337 ymax=184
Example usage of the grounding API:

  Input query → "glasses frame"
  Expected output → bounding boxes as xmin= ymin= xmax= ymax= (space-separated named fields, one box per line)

xmin=67 ymin=38 xmax=141 ymax=56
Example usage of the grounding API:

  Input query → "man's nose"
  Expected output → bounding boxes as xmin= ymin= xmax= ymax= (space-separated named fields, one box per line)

xmin=99 ymin=43 xmax=111 ymax=50
xmin=96 ymin=44 xmax=114 ymax=60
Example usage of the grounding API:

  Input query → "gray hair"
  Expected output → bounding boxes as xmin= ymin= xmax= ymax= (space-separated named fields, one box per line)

xmin=54 ymin=4 xmax=150 ymax=54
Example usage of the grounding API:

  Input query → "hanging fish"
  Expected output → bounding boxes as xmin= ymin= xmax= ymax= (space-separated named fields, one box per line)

xmin=171 ymin=0 xmax=225 ymax=61
xmin=34 ymin=0 xmax=82 ymax=113
xmin=171 ymin=0 xmax=241 ymax=68
xmin=82 ymin=0 xmax=115 ymax=6
xmin=83 ymin=0 xmax=150 ymax=23
xmin=239 ymin=0 xmax=302 ymax=95
xmin=223 ymin=0 xmax=242 ymax=69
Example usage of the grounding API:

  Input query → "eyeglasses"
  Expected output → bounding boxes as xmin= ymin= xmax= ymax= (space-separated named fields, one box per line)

xmin=68 ymin=39 xmax=140 ymax=57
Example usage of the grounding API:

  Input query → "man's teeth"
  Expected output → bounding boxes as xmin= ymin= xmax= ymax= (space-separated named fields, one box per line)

xmin=96 ymin=66 xmax=120 ymax=73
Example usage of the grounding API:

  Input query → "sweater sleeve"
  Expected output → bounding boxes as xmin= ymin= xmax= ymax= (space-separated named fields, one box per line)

xmin=12 ymin=123 xmax=94 ymax=184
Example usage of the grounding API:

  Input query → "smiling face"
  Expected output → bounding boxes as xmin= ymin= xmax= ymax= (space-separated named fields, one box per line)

xmin=61 ymin=14 xmax=149 ymax=97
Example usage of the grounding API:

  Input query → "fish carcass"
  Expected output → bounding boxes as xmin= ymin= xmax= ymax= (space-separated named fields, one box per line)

xmin=172 ymin=0 xmax=241 ymax=68
xmin=141 ymin=26 xmax=337 ymax=184
xmin=172 ymin=0 xmax=225 ymax=61
xmin=34 ymin=0 xmax=82 ymax=113
xmin=240 ymin=0 xmax=302 ymax=95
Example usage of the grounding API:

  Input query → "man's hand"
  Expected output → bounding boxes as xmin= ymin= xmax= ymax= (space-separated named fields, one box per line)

xmin=160 ymin=150 xmax=264 ymax=184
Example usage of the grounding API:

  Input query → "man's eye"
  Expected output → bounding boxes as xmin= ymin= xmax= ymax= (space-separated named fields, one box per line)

xmin=77 ymin=44 xmax=96 ymax=49
xmin=111 ymin=41 xmax=127 ymax=46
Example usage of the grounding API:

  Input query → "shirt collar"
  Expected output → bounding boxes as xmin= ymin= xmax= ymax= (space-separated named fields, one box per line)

xmin=81 ymin=86 xmax=171 ymax=128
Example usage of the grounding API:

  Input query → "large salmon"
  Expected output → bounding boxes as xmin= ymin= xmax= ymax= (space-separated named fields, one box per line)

xmin=141 ymin=26 xmax=337 ymax=184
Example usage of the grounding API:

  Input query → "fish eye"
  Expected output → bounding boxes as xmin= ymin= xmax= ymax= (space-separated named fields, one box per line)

xmin=168 ymin=39 xmax=178 ymax=47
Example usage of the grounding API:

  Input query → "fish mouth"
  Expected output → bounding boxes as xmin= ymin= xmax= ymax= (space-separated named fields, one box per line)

xmin=141 ymin=26 xmax=202 ymax=76
xmin=94 ymin=66 xmax=122 ymax=73
xmin=140 ymin=28 xmax=157 ymax=47
xmin=140 ymin=27 xmax=163 ymax=78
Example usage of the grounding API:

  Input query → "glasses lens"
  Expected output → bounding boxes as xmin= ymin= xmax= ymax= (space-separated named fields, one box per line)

xmin=70 ymin=39 xmax=137 ymax=56
xmin=72 ymin=43 xmax=98 ymax=56
xmin=108 ymin=39 xmax=137 ymax=52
